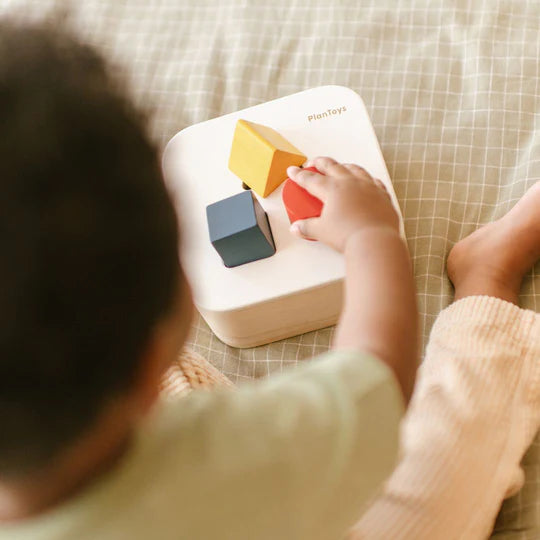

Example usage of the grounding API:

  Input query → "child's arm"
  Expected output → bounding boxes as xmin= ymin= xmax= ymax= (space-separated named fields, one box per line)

xmin=287 ymin=157 xmax=418 ymax=402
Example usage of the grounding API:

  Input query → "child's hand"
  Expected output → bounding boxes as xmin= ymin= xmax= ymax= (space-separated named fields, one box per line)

xmin=286 ymin=157 xmax=399 ymax=252
xmin=288 ymin=158 xmax=416 ymax=403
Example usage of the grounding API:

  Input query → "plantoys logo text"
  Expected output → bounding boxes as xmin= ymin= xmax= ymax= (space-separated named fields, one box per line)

xmin=307 ymin=106 xmax=347 ymax=122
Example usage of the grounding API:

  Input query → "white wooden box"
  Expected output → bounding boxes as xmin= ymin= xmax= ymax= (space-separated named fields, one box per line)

xmin=163 ymin=86 xmax=402 ymax=348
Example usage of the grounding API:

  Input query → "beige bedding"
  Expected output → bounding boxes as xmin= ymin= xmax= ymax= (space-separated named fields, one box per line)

xmin=1 ymin=1 xmax=538 ymax=536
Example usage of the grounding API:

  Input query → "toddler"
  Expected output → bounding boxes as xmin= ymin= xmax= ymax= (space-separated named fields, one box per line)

xmin=0 ymin=22 xmax=538 ymax=540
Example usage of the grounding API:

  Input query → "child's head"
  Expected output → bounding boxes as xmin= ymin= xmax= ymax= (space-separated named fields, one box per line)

xmin=0 ymin=22 xmax=189 ymax=478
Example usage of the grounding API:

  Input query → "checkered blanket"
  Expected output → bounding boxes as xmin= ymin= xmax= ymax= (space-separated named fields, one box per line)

xmin=1 ymin=1 xmax=538 ymax=536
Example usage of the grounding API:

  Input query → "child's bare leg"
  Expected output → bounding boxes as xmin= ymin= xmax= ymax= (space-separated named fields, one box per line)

xmin=448 ymin=182 xmax=540 ymax=304
xmin=351 ymin=183 xmax=540 ymax=539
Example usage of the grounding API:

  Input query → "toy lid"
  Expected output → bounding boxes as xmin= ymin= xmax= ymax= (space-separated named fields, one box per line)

xmin=163 ymin=85 xmax=403 ymax=312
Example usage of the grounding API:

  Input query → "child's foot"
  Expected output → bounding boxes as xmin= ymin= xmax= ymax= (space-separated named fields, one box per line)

xmin=447 ymin=182 xmax=540 ymax=305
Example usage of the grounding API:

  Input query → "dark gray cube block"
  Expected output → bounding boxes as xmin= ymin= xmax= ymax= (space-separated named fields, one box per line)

xmin=206 ymin=190 xmax=276 ymax=268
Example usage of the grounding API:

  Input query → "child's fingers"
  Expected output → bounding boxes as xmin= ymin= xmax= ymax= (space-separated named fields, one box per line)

xmin=340 ymin=164 xmax=391 ymax=199
xmin=374 ymin=178 xmax=387 ymax=192
xmin=287 ymin=166 xmax=329 ymax=200
xmin=342 ymin=163 xmax=372 ymax=180
xmin=310 ymin=156 xmax=350 ymax=178
xmin=374 ymin=178 xmax=392 ymax=199
xmin=290 ymin=217 xmax=321 ymax=241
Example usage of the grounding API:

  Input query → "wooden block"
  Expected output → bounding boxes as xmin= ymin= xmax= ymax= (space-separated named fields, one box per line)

xmin=282 ymin=166 xmax=324 ymax=223
xmin=206 ymin=190 xmax=276 ymax=268
xmin=228 ymin=119 xmax=306 ymax=197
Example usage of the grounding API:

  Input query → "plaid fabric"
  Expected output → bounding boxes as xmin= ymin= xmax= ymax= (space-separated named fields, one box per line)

xmin=0 ymin=1 xmax=538 ymax=536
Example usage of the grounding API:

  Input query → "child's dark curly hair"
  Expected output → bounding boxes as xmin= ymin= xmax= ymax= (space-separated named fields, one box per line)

xmin=0 ymin=21 xmax=180 ymax=476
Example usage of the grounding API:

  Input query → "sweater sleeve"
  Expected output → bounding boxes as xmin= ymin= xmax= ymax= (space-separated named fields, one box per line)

xmin=351 ymin=296 xmax=540 ymax=540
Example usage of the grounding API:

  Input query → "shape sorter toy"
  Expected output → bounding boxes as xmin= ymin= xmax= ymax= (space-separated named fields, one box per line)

xmin=206 ymin=190 xmax=275 ymax=268
xmin=163 ymin=86 xmax=404 ymax=348
xmin=228 ymin=119 xmax=306 ymax=197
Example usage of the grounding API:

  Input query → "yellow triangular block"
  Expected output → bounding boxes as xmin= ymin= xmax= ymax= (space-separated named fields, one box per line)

xmin=265 ymin=150 xmax=306 ymax=197
xmin=228 ymin=119 xmax=306 ymax=197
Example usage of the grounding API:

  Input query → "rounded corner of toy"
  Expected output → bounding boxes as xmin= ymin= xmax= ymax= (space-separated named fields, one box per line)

xmin=162 ymin=128 xmax=191 ymax=167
